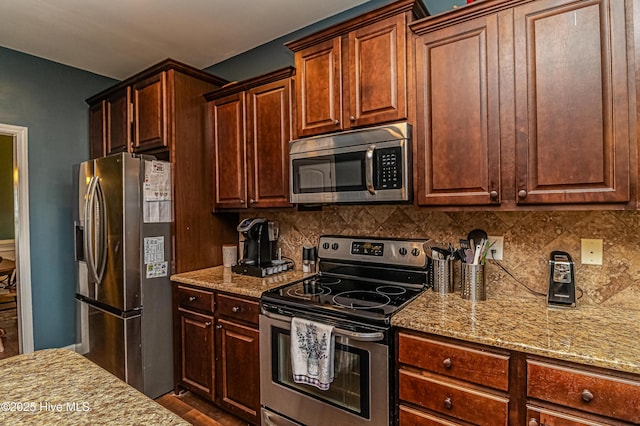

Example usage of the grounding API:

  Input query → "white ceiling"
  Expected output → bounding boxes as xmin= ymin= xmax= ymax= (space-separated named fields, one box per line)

xmin=0 ymin=0 xmax=371 ymax=80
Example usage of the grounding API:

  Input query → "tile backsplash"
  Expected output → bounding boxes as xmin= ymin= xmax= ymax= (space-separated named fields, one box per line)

xmin=246 ymin=206 xmax=640 ymax=310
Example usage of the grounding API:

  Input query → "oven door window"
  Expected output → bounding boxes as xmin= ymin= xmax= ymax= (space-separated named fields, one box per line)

xmin=292 ymin=152 xmax=366 ymax=194
xmin=271 ymin=327 xmax=370 ymax=419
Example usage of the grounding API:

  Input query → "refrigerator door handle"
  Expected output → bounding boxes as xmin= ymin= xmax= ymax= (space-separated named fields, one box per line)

xmin=94 ymin=178 xmax=107 ymax=283
xmin=84 ymin=176 xmax=100 ymax=284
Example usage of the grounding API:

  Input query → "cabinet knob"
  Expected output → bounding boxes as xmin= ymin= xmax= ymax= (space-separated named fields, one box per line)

xmin=518 ymin=189 xmax=527 ymax=198
xmin=250 ymin=199 xmax=256 ymax=204
xmin=188 ymin=296 xmax=197 ymax=302
xmin=490 ymin=190 xmax=498 ymax=200
xmin=443 ymin=358 xmax=452 ymax=368
xmin=443 ymin=397 xmax=452 ymax=409
xmin=204 ymin=321 xmax=212 ymax=327
xmin=582 ymin=389 xmax=594 ymax=402
xmin=528 ymin=419 xmax=539 ymax=426
xmin=232 ymin=306 xmax=241 ymax=313
xmin=240 ymin=199 xmax=245 ymax=204
xmin=334 ymin=120 xmax=340 ymax=125
xmin=349 ymin=116 xmax=355 ymax=122
xmin=215 ymin=324 xmax=223 ymax=329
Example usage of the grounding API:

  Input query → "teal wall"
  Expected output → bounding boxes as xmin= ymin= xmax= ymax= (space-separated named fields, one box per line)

xmin=0 ymin=46 xmax=116 ymax=349
xmin=0 ymin=134 xmax=13 ymax=239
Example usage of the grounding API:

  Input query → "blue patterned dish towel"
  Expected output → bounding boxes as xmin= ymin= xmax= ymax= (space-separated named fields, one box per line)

xmin=291 ymin=317 xmax=335 ymax=390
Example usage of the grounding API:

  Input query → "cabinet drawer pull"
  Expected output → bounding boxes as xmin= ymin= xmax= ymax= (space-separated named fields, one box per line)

xmin=518 ymin=189 xmax=527 ymax=198
xmin=232 ymin=306 xmax=241 ymax=313
xmin=443 ymin=397 xmax=452 ymax=409
xmin=581 ymin=389 xmax=594 ymax=402
xmin=188 ymin=296 xmax=197 ymax=302
xmin=443 ymin=358 xmax=452 ymax=368
xmin=215 ymin=324 xmax=223 ymax=329
xmin=204 ymin=321 xmax=212 ymax=327
xmin=528 ymin=419 xmax=539 ymax=426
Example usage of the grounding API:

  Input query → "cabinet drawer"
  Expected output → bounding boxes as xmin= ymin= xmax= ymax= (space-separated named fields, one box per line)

xmin=399 ymin=369 xmax=508 ymax=426
xmin=398 ymin=332 xmax=510 ymax=391
xmin=217 ymin=293 xmax=259 ymax=326
xmin=176 ymin=285 xmax=214 ymax=313
xmin=527 ymin=405 xmax=611 ymax=426
xmin=527 ymin=360 xmax=640 ymax=423
xmin=399 ymin=404 xmax=462 ymax=425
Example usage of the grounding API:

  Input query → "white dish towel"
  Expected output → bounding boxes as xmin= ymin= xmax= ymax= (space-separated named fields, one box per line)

xmin=291 ymin=317 xmax=335 ymax=390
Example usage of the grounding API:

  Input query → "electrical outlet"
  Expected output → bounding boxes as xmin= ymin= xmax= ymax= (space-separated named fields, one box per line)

xmin=581 ymin=238 xmax=603 ymax=265
xmin=487 ymin=236 xmax=504 ymax=261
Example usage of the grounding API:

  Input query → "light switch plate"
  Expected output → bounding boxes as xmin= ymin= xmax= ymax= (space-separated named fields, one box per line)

xmin=581 ymin=239 xmax=603 ymax=265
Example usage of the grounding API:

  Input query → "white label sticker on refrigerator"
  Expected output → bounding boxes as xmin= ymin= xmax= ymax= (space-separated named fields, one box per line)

xmin=146 ymin=261 xmax=168 ymax=278
xmin=144 ymin=161 xmax=172 ymax=201
xmin=144 ymin=237 xmax=165 ymax=264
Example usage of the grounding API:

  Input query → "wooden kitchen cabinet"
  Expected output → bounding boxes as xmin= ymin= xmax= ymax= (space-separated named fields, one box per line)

xmin=173 ymin=284 xmax=216 ymax=400
xmin=527 ymin=358 xmax=640 ymax=425
xmin=286 ymin=0 xmax=427 ymax=137
xmin=397 ymin=331 xmax=512 ymax=425
xmin=413 ymin=11 xmax=501 ymax=206
xmin=215 ymin=293 xmax=260 ymax=425
xmin=173 ymin=285 xmax=261 ymax=425
xmin=206 ymin=67 xmax=294 ymax=210
xmin=411 ymin=0 xmax=636 ymax=208
xmin=87 ymin=59 xmax=238 ymax=273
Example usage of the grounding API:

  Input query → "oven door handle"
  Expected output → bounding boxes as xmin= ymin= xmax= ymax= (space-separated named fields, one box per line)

xmin=365 ymin=144 xmax=376 ymax=195
xmin=261 ymin=311 xmax=385 ymax=342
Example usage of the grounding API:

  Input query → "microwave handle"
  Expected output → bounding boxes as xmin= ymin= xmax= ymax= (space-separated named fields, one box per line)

xmin=365 ymin=144 xmax=376 ymax=195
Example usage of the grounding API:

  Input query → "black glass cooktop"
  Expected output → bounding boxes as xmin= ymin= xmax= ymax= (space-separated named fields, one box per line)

xmin=261 ymin=274 xmax=426 ymax=324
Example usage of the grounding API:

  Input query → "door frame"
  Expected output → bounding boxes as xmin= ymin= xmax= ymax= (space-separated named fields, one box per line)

xmin=0 ymin=123 xmax=34 ymax=354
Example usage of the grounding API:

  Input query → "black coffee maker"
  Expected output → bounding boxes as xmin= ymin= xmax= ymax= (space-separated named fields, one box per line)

xmin=232 ymin=218 xmax=280 ymax=277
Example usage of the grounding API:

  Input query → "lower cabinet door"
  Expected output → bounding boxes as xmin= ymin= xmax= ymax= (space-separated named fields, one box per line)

xmin=179 ymin=307 xmax=215 ymax=400
xmin=216 ymin=318 xmax=260 ymax=425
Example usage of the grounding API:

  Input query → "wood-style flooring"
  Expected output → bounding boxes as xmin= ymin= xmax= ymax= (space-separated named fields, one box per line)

xmin=156 ymin=391 xmax=250 ymax=426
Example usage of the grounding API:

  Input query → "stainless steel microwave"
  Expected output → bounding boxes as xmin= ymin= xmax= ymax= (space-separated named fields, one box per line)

xmin=289 ymin=123 xmax=412 ymax=204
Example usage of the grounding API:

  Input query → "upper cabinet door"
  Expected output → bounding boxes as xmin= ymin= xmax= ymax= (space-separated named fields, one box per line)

xmin=212 ymin=93 xmax=247 ymax=209
xmin=132 ymin=72 xmax=168 ymax=153
xmin=514 ymin=0 xmax=631 ymax=204
xmin=348 ymin=14 xmax=407 ymax=128
xmin=414 ymin=13 xmax=501 ymax=206
xmin=246 ymin=79 xmax=293 ymax=209
xmin=106 ymin=87 xmax=131 ymax=155
xmin=294 ymin=38 xmax=342 ymax=137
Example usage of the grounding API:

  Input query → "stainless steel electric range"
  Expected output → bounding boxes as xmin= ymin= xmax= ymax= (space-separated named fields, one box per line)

xmin=260 ymin=235 xmax=431 ymax=426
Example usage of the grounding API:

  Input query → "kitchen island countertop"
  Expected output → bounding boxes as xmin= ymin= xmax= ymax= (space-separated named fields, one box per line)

xmin=0 ymin=348 xmax=188 ymax=425
xmin=392 ymin=291 xmax=640 ymax=375
xmin=171 ymin=266 xmax=309 ymax=299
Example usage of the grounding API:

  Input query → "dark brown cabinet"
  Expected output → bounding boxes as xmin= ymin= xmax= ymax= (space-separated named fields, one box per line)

xmin=397 ymin=331 xmax=511 ymax=425
xmin=173 ymin=284 xmax=261 ymax=425
xmin=215 ymin=293 xmax=260 ymax=425
xmin=286 ymin=0 xmax=427 ymax=137
xmin=411 ymin=0 xmax=636 ymax=208
xmin=173 ymin=285 xmax=216 ymax=400
xmin=87 ymin=59 xmax=238 ymax=273
xmin=206 ymin=67 xmax=294 ymax=210
xmin=413 ymin=12 xmax=501 ymax=206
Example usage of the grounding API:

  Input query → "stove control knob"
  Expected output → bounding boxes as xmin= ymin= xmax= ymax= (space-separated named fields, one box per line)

xmin=411 ymin=248 xmax=421 ymax=257
xmin=331 ymin=243 xmax=339 ymax=250
xmin=322 ymin=242 xmax=330 ymax=250
xmin=399 ymin=247 xmax=407 ymax=256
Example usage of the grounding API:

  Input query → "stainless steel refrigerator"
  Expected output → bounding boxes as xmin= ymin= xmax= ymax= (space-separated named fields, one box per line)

xmin=74 ymin=152 xmax=173 ymax=399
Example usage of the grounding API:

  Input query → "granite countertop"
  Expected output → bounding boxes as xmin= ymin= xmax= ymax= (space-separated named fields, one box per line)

xmin=0 ymin=348 xmax=188 ymax=425
xmin=392 ymin=291 xmax=640 ymax=375
xmin=171 ymin=265 xmax=309 ymax=298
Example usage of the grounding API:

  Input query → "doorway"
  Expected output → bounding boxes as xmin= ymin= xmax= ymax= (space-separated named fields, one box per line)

xmin=0 ymin=123 xmax=34 ymax=356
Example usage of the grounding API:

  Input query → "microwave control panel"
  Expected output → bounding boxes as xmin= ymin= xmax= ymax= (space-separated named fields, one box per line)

xmin=376 ymin=147 xmax=402 ymax=190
